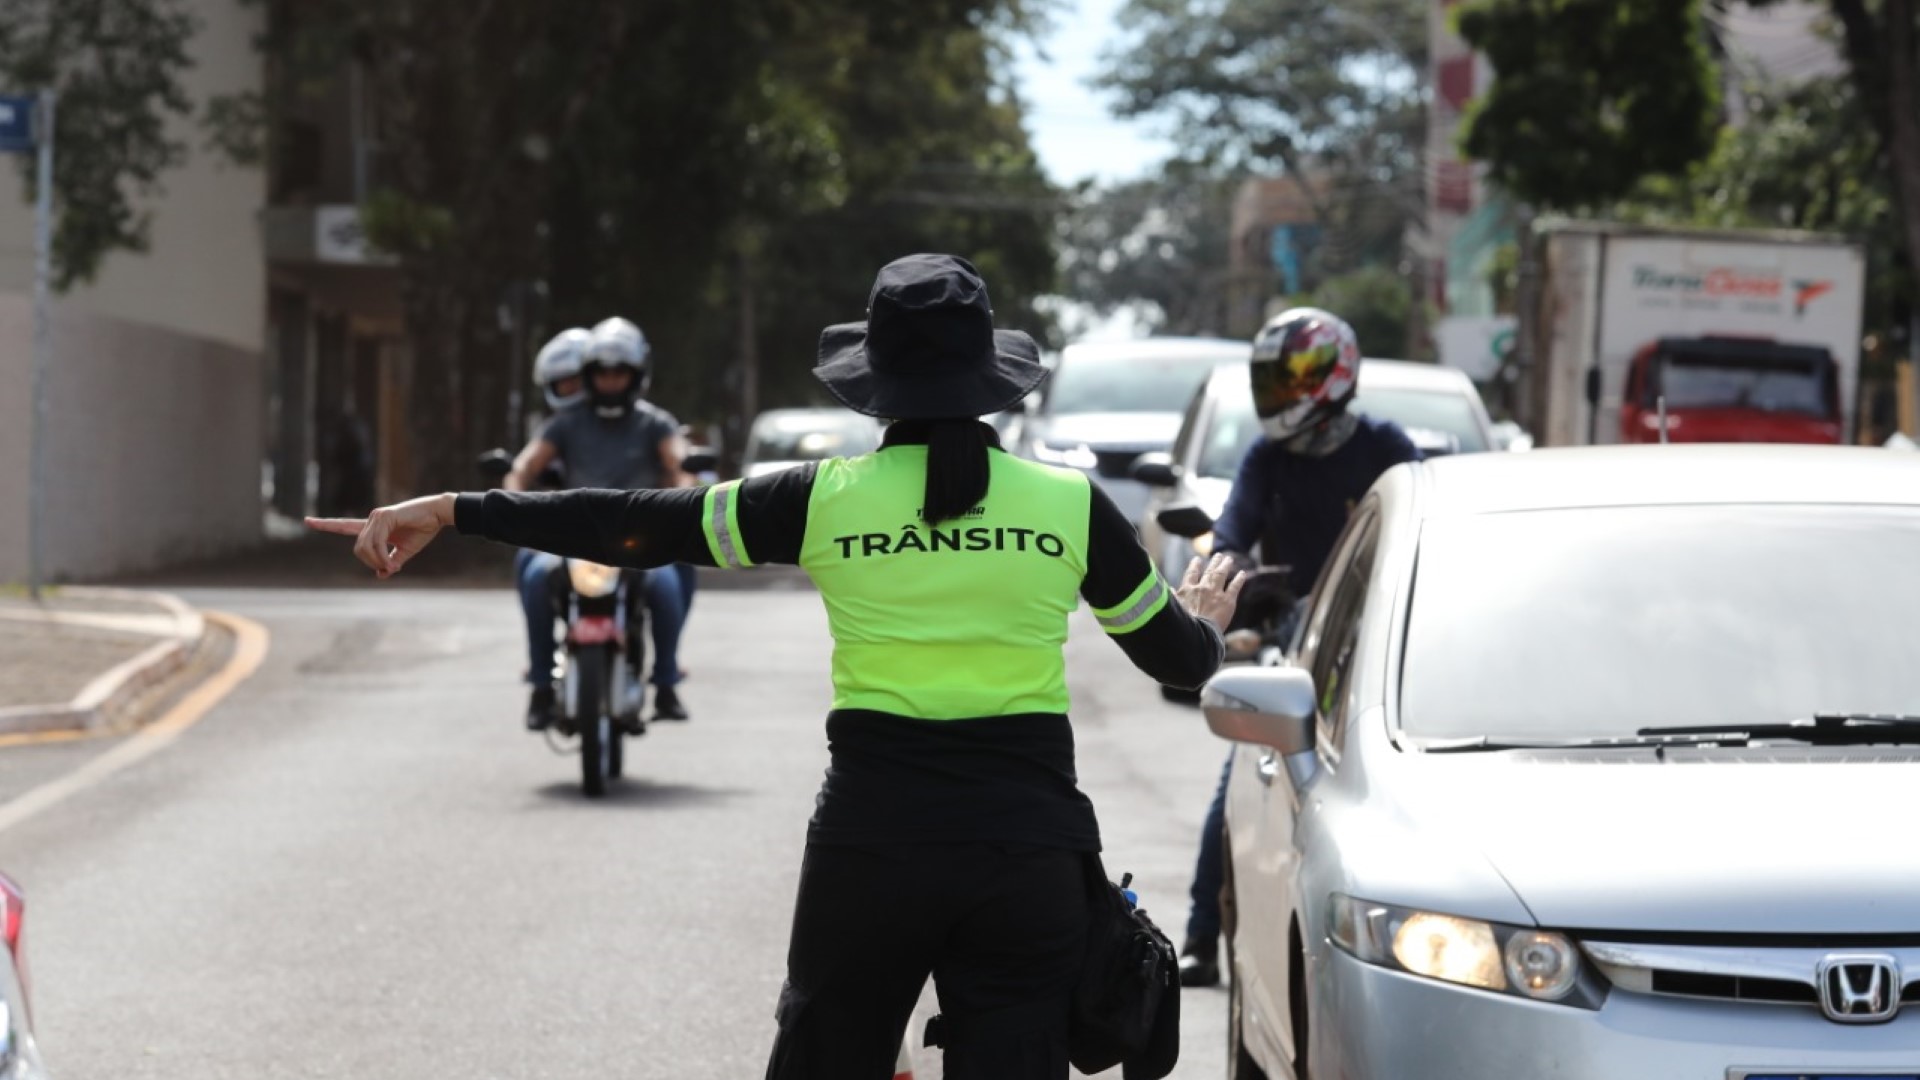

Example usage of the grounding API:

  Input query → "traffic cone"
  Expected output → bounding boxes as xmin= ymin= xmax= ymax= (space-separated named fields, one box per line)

xmin=893 ymin=1038 xmax=915 ymax=1080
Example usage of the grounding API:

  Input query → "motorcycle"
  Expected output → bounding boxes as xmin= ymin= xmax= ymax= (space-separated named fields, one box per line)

xmin=478 ymin=449 xmax=648 ymax=798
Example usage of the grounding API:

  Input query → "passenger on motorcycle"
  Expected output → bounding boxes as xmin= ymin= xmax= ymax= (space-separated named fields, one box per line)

xmin=1176 ymin=307 xmax=1422 ymax=988
xmin=505 ymin=318 xmax=697 ymax=729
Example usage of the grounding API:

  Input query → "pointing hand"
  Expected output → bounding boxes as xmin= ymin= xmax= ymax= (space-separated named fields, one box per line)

xmin=306 ymin=493 xmax=457 ymax=580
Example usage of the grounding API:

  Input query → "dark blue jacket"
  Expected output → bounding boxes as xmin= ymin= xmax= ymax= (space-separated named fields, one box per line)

xmin=1212 ymin=416 xmax=1421 ymax=596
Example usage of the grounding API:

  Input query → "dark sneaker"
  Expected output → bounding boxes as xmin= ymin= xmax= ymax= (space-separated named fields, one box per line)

xmin=526 ymin=685 xmax=556 ymax=731
xmin=653 ymin=685 xmax=689 ymax=721
xmin=1178 ymin=942 xmax=1220 ymax=988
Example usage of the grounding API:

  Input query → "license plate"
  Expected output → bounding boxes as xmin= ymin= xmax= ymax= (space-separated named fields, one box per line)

xmin=567 ymin=615 xmax=619 ymax=646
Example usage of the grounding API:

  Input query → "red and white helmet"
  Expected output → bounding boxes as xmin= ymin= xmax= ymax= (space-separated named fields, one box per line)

xmin=1249 ymin=307 xmax=1361 ymax=440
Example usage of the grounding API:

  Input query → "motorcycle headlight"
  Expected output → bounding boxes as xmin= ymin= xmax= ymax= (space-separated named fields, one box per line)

xmin=566 ymin=560 xmax=622 ymax=598
xmin=1329 ymin=894 xmax=1597 ymax=1006
xmin=1191 ymin=531 xmax=1214 ymax=557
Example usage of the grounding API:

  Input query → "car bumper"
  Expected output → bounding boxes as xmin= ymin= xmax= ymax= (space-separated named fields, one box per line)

xmin=1318 ymin=946 xmax=1920 ymax=1080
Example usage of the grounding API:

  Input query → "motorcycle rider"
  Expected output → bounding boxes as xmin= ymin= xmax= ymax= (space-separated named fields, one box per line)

xmin=1176 ymin=307 xmax=1421 ymax=987
xmin=505 ymin=317 xmax=697 ymax=729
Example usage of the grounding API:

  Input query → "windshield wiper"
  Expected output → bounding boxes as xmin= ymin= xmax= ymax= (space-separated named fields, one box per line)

xmin=1635 ymin=714 xmax=1920 ymax=746
xmin=1418 ymin=733 xmax=1741 ymax=753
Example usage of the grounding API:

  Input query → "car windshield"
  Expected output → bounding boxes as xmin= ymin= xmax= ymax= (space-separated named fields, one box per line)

xmin=1194 ymin=375 xmax=1487 ymax=478
xmin=1400 ymin=505 xmax=1920 ymax=741
xmin=745 ymin=413 xmax=878 ymax=463
xmin=1656 ymin=353 xmax=1831 ymax=416
xmin=1352 ymin=387 xmax=1488 ymax=453
xmin=1047 ymin=349 xmax=1238 ymax=415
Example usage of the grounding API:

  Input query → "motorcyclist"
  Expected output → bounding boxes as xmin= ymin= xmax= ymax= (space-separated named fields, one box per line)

xmin=504 ymin=317 xmax=697 ymax=729
xmin=1176 ymin=307 xmax=1422 ymax=987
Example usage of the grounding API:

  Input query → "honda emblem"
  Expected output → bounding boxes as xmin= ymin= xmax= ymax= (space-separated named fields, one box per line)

xmin=1817 ymin=954 xmax=1901 ymax=1024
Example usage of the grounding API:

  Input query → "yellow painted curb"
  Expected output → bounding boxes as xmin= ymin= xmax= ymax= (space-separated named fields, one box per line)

xmin=0 ymin=611 xmax=270 ymax=837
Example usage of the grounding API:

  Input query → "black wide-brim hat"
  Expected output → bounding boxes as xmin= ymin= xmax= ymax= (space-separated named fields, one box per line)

xmin=814 ymin=253 xmax=1046 ymax=419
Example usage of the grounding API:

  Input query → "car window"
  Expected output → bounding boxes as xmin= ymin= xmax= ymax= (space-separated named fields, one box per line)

xmin=744 ymin=413 xmax=879 ymax=465
xmin=1349 ymin=387 xmax=1489 ymax=453
xmin=1046 ymin=351 xmax=1235 ymax=415
xmin=1308 ymin=516 xmax=1379 ymax=753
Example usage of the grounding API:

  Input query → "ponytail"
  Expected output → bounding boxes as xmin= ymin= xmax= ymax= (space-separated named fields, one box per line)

xmin=919 ymin=419 xmax=992 ymax=524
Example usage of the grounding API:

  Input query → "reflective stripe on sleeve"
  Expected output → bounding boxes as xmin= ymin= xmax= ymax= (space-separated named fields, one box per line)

xmin=702 ymin=481 xmax=754 ymax=569
xmin=1093 ymin=571 xmax=1169 ymax=635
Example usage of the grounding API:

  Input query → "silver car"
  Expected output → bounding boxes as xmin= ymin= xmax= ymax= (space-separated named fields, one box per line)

xmin=739 ymin=408 xmax=883 ymax=479
xmin=1205 ymin=445 xmax=1920 ymax=1080
xmin=1016 ymin=336 xmax=1251 ymax=524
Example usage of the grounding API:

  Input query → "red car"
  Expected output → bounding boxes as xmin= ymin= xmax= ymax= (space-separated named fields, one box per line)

xmin=1620 ymin=336 xmax=1843 ymax=444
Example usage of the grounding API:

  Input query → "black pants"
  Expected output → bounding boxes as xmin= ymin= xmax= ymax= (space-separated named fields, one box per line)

xmin=765 ymin=843 xmax=1089 ymax=1080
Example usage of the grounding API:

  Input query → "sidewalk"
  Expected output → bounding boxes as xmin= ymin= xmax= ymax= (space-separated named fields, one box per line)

xmin=0 ymin=587 xmax=207 ymax=736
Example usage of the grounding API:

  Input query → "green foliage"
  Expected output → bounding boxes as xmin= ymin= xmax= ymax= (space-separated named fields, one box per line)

xmin=1615 ymin=74 xmax=1907 ymax=337
xmin=1457 ymin=0 xmax=1722 ymax=210
xmin=1303 ymin=265 xmax=1412 ymax=358
xmin=1058 ymin=161 xmax=1247 ymax=336
xmin=0 ymin=0 xmax=199 ymax=288
xmin=239 ymin=0 xmax=1061 ymax=485
xmin=1097 ymin=0 xmax=1425 ymax=274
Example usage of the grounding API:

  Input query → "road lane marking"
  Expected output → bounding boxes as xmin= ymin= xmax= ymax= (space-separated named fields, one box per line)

xmin=0 ymin=611 xmax=269 ymax=836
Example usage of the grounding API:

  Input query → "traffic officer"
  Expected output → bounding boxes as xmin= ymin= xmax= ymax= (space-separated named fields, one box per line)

xmin=307 ymin=253 xmax=1245 ymax=1079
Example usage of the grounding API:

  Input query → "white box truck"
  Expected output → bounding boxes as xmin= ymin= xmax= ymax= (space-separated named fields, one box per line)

xmin=1524 ymin=221 xmax=1866 ymax=447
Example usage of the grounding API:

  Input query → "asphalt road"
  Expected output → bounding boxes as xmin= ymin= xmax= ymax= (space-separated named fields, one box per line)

xmin=0 ymin=576 xmax=1231 ymax=1079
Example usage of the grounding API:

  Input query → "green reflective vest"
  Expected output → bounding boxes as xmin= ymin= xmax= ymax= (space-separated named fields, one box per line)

xmin=800 ymin=447 xmax=1094 ymax=719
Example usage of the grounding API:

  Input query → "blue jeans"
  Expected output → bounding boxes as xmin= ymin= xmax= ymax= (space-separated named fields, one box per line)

xmin=516 ymin=551 xmax=693 ymax=690
xmin=1186 ymin=753 xmax=1232 ymax=947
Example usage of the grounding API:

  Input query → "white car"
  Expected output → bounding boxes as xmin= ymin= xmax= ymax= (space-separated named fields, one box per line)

xmin=1135 ymin=358 xmax=1498 ymax=588
xmin=1205 ymin=445 xmax=1920 ymax=1080
xmin=739 ymin=409 xmax=883 ymax=479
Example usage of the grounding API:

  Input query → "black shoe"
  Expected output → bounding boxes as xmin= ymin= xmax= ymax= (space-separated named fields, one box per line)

xmin=653 ymin=685 xmax=689 ymax=721
xmin=526 ymin=685 xmax=556 ymax=731
xmin=1178 ymin=943 xmax=1220 ymax=988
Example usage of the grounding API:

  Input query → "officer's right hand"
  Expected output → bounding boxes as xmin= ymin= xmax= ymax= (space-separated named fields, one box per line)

xmin=1178 ymin=553 xmax=1248 ymax=630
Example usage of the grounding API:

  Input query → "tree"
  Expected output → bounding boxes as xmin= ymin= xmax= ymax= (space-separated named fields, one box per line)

xmin=1795 ymin=0 xmax=1920 ymax=312
xmin=1304 ymin=266 xmax=1414 ymax=359
xmin=0 ymin=0 xmax=199 ymax=288
xmin=1096 ymin=0 xmax=1426 ymax=276
xmin=1455 ymin=0 xmax=1722 ymax=210
xmin=234 ymin=0 xmax=1061 ymax=489
xmin=1057 ymin=161 xmax=1247 ymax=336
xmin=1617 ymin=73 xmax=1905 ymax=343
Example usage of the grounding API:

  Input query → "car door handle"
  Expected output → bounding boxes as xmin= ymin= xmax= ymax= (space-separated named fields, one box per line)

xmin=1256 ymin=751 xmax=1279 ymax=786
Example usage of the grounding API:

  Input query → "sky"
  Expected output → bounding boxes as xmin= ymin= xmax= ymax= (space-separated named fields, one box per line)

xmin=1011 ymin=0 xmax=1177 ymax=187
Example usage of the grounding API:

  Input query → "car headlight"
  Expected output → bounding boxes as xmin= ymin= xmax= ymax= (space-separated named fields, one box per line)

xmin=1329 ymin=894 xmax=1597 ymax=1006
xmin=1030 ymin=441 xmax=1099 ymax=470
xmin=566 ymin=560 xmax=622 ymax=598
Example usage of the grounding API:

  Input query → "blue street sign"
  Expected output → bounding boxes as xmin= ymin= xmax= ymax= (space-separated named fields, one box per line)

xmin=0 ymin=94 xmax=36 ymax=154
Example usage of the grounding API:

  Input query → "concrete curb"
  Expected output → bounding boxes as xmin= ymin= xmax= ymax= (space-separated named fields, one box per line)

xmin=0 ymin=587 xmax=208 ymax=737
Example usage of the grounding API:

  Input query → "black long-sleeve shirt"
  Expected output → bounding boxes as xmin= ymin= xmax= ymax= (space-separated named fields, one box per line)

xmin=455 ymin=427 xmax=1224 ymax=850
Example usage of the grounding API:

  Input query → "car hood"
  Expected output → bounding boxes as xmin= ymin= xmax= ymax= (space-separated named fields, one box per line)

xmin=1386 ymin=753 xmax=1920 ymax=934
xmin=1031 ymin=412 xmax=1181 ymax=451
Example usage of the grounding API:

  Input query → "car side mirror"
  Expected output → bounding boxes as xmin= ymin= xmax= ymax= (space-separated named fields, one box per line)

xmin=1131 ymin=451 xmax=1181 ymax=488
xmin=1202 ymin=666 xmax=1317 ymax=754
xmin=476 ymin=448 xmax=514 ymax=480
xmin=1156 ymin=503 xmax=1215 ymax=539
xmin=682 ymin=447 xmax=719 ymax=476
